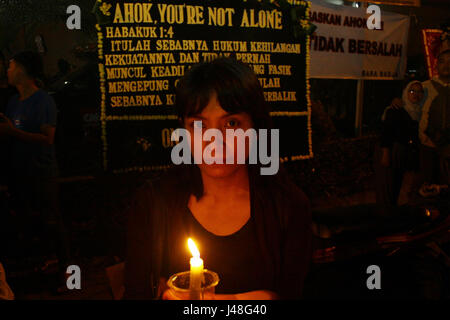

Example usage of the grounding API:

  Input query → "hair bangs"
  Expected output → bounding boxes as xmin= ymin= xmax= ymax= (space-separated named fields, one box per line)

xmin=175 ymin=57 xmax=271 ymax=130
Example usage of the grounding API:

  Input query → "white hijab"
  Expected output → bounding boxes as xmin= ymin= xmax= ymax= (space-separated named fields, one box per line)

xmin=401 ymin=80 xmax=424 ymax=121
xmin=381 ymin=80 xmax=425 ymax=122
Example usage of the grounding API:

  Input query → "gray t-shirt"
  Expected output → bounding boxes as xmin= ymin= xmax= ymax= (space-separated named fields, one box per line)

xmin=6 ymin=89 xmax=58 ymax=177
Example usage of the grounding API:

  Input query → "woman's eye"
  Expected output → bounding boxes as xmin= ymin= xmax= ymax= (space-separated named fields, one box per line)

xmin=225 ymin=119 xmax=239 ymax=128
xmin=190 ymin=121 xmax=203 ymax=129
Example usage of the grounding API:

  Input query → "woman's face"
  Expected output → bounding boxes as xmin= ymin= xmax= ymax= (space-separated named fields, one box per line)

xmin=7 ymin=60 xmax=26 ymax=86
xmin=407 ymin=83 xmax=424 ymax=104
xmin=184 ymin=94 xmax=254 ymax=179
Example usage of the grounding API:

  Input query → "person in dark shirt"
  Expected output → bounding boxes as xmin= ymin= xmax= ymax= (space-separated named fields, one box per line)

xmin=0 ymin=52 xmax=17 ymax=185
xmin=375 ymin=81 xmax=425 ymax=207
xmin=0 ymin=51 xmax=69 ymax=290
xmin=424 ymin=50 xmax=450 ymax=185
xmin=124 ymin=58 xmax=312 ymax=300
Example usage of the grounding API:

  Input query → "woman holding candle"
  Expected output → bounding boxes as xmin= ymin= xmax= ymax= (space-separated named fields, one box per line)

xmin=124 ymin=57 xmax=312 ymax=300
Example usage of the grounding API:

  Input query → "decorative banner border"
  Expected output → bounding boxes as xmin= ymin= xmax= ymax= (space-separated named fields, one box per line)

xmin=422 ymin=29 xmax=444 ymax=79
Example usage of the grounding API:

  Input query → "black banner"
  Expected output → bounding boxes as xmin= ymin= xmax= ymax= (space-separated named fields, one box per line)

xmin=94 ymin=0 xmax=313 ymax=172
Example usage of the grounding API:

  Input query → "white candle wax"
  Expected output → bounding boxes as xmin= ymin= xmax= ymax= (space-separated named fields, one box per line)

xmin=188 ymin=238 xmax=204 ymax=300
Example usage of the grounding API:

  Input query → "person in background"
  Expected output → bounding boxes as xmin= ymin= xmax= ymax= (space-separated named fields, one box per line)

xmin=421 ymin=44 xmax=450 ymax=186
xmin=389 ymin=35 xmax=450 ymax=197
xmin=375 ymin=81 xmax=424 ymax=208
xmin=0 ymin=51 xmax=70 ymax=292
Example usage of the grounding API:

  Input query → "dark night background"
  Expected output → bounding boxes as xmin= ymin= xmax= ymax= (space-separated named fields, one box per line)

xmin=0 ymin=0 xmax=449 ymax=299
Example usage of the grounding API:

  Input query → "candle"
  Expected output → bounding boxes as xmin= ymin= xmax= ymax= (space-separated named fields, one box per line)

xmin=187 ymin=238 xmax=204 ymax=300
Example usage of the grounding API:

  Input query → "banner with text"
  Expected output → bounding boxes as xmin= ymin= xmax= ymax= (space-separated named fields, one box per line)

xmin=94 ymin=0 xmax=312 ymax=173
xmin=347 ymin=0 xmax=420 ymax=7
xmin=310 ymin=0 xmax=409 ymax=79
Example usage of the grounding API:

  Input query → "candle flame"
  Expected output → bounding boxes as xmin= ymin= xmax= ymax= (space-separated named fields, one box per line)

xmin=188 ymin=238 xmax=200 ymax=258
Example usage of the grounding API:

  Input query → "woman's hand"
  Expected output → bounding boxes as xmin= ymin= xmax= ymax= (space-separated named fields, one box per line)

xmin=161 ymin=289 xmax=277 ymax=300
xmin=161 ymin=288 xmax=234 ymax=300
xmin=0 ymin=113 xmax=13 ymax=136
xmin=218 ymin=291 xmax=278 ymax=300
xmin=162 ymin=288 xmax=185 ymax=300
xmin=390 ymin=98 xmax=403 ymax=109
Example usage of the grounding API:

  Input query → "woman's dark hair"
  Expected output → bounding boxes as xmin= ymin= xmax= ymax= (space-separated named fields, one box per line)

xmin=12 ymin=51 xmax=44 ymax=80
xmin=175 ymin=57 xmax=272 ymax=130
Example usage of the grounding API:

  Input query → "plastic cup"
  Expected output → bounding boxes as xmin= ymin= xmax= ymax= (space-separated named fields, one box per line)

xmin=166 ymin=269 xmax=219 ymax=300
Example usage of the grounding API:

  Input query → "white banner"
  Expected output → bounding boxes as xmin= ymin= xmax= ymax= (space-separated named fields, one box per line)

xmin=309 ymin=0 xmax=410 ymax=79
xmin=347 ymin=0 xmax=420 ymax=7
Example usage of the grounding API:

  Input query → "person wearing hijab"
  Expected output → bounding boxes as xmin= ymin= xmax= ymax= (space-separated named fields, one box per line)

xmin=376 ymin=81 xmax=425 ymax=208
xmin=389 ymin=37 xmax=450 ymax=193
